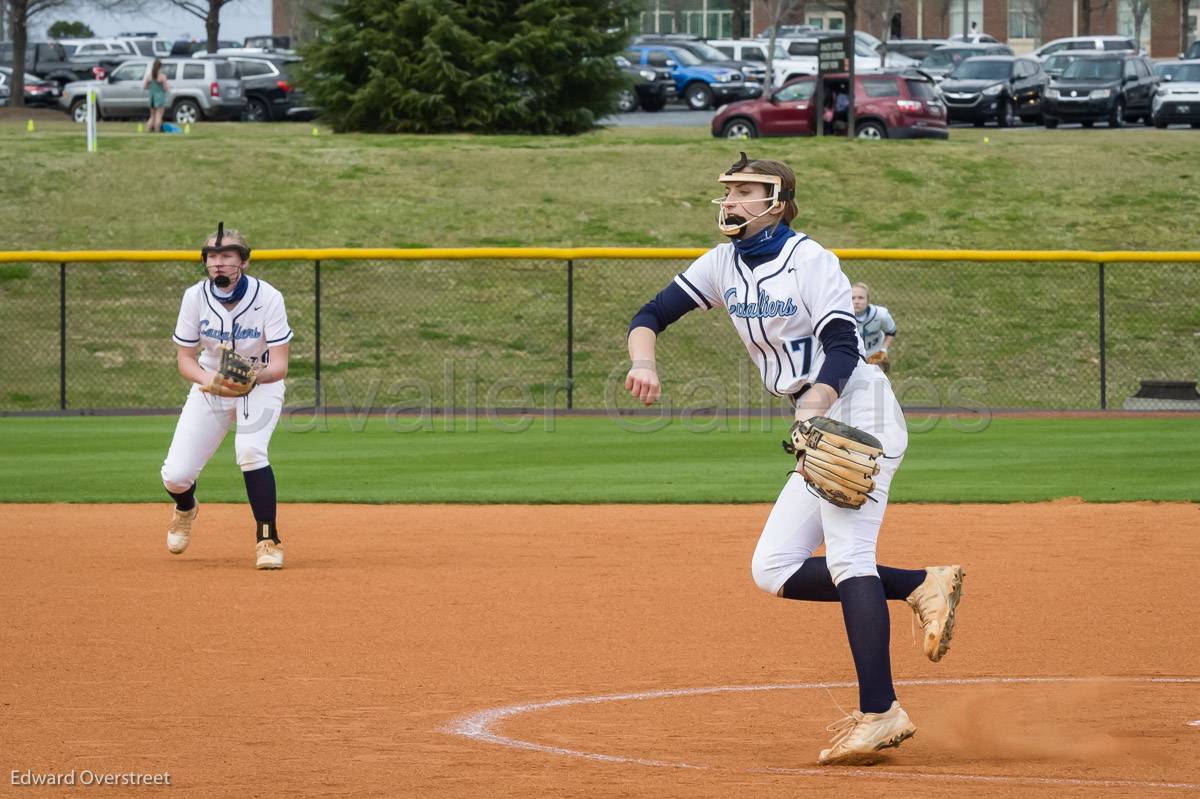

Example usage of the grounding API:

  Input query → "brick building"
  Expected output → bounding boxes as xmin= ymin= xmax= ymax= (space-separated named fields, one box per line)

xmin=728 ymin=1 xmax=1198 ymax=57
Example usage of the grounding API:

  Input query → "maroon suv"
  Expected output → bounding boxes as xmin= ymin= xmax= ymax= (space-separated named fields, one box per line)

xmin=711 ymin=71 xmax=948 ymax=140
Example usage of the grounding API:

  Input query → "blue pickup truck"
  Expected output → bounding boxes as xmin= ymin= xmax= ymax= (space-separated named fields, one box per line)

xmin=625 ymin=44 xmax=758 ymax=110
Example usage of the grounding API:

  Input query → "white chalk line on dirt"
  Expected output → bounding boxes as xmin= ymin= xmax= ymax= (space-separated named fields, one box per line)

xmin=445 ymin=676 xmax=1200 ymax=791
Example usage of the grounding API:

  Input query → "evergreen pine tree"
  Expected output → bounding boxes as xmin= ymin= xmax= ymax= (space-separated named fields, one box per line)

xmin=300 ymin=0 xmax=638 ymax=133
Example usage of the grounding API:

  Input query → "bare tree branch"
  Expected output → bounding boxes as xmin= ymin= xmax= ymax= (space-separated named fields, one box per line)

xmin=1126 ymin=0 xmax=1152 ymax=45
xmin=159 ymin=0 xmax=237 ymax=51
xmin=762 ymin=0 xmax=804 ymax=89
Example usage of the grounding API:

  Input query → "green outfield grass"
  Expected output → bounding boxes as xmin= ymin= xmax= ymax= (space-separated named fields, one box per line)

xmin=1 ymin=122 xmax=1196 ymax=413
xmin=0 ymin=415 xmax=1194 ymax=504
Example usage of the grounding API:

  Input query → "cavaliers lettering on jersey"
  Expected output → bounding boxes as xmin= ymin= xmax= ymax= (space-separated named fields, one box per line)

xmin=674 ymin=235 xmax=864 ymax=397
xmin=172 ymin=277 xmax=293 ymax=372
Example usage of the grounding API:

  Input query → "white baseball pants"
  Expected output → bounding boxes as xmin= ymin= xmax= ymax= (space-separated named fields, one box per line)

xmin=751 ymin=364 xmax=908 ymax=594
xmin=161 ymin=381 xmax=286 ymax=494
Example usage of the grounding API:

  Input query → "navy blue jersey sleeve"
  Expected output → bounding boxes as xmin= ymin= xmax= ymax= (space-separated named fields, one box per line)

xmin=814 ymin=318 xmax=860 ymax=395
xmin=628 ymin=281 xmax=702 ymax=335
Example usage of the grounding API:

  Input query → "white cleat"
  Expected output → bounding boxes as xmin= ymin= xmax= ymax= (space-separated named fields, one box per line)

xmin=255 ymin=540 xmax=284 ymax=570
xmin=906 ymin=565 xmax=965 ymax=662
xmin=818 ymin=701 xmax=916 ymax=765
xmin=166 ymin=505 xmax=199 ymax=555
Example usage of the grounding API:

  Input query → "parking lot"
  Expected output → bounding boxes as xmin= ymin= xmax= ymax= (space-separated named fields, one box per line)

xmin=604 ymin=105 xmax=1197 ymax=131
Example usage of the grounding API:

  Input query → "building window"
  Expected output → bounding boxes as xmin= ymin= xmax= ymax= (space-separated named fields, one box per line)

xmin=1117 ymin=0 xmax=1152 ymax=47
xmin=805 ymin=11 xmax=845 ymax=31
xmin=948 ymin=0 xmax=984 ymax=37
xmin=1008 ymin=0 xmax=1040 ymax=39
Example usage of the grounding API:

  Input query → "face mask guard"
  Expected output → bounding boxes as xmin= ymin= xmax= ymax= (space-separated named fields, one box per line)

xmin=711 ymin=152 xmax=795 ymax=236
xmin=200 ymin=221 xmax=251 ymax=287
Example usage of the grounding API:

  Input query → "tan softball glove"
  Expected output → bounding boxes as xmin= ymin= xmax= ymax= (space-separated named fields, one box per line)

xmin=866 ymin=350 xmax=890 ymax=373
xmin=782 ymin=416 xmax=884 ymax=510
xmin=201 ymin=347 xmax=258 ymax=397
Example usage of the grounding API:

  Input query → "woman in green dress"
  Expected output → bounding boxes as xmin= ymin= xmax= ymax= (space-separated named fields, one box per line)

xmin=142 ymin=58 xmax=170 ymax=132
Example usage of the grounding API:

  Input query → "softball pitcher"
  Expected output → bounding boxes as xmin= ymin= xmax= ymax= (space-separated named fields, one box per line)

xmin=625 ymin=154 xmax=964 ymax=765
xmin=161 ymin=224 xmax=293 ymax=570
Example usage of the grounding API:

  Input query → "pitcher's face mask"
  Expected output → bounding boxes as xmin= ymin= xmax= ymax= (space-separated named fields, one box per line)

xmin=712 ymin=152 xmax=794 ymax=237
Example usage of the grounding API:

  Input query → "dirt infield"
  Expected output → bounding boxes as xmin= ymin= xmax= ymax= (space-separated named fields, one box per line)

xmin=1 ymin=502 xmax=1197 ymax=798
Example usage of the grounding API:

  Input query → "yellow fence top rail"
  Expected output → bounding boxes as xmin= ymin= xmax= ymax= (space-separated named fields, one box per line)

xmin=2 ymin=247 xmax=1199 ymax=264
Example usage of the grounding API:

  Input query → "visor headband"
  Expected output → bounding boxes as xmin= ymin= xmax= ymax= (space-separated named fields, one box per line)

xmin=200 ymin=221 xmax=251 ymax=263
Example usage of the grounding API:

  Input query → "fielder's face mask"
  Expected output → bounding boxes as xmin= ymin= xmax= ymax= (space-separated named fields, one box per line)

xmin=712 ymin=152 xmax=795 ymax=237
xmin=201 ymin=221 xmax=251 ymax=287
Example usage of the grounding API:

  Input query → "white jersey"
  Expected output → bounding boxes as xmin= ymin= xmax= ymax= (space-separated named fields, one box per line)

xmin=171 ymin=276 xmax=294 ymax=372
xmin=856 ymin=304 xmax=897 ymax=357
xmin=674 ymin=234 xmax=864 ymax=398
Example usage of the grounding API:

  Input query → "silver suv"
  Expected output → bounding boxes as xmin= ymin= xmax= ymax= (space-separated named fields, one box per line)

xmin=60 ymin=57 xmax=244 ymax=123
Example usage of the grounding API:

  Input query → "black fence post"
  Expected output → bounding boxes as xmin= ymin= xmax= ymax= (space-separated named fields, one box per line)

xmin=314 ymin=259 xmax=322 ymax=409
xmin=59 ymin=262 xmax=67 ymax=410
xmin=1098 ymin=262 xmax=1107 ymax=410
xmin=566 ymin=259 xmax=574 ymax=410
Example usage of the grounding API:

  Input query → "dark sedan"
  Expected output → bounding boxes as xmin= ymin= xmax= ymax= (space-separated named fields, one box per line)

xmin=938 ymin=56 xmax=1047 ymax=126
xmin=0 ymin=65 xmax=60 ymax=106
xmin=615 ymin=56 xmax=674 ymax=112
xmin=1042 ymin=53 xmax=1157 ymax=127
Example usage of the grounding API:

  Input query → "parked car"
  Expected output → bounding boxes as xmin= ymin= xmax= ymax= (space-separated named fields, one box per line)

xmin=776 ymin=35 xmax=913 ymax=72
xmin=614 ymin=55 xmax=674 ymax=112
xmin=1043 ymin=51 xmax=1088 ymax=80
xmin=117 ymin=37 xmax=173 ymax=57
xmin=635 ymin=36 xmax=767 ymax=87
xmin=1032 ymin=35 xmax=1139 ymax=61
xmin=876 ymin=38 xmax=948 ymax=61
xmin=1042 ymin=53 xmax=1157 ymax=128
xmin=756 ymin=24 xmax=820 ymax=39
xmin=624 ymin=44 xmax=752 ymax=110
xmin=939 ymin=56 xmax=1047 ymax=126
xmin=1152 ymin=61 xmax=1200 ymax=127
xmin=56 ymin=38 xmax=137 ymax=57
xmin=711 ymin=71 xmax=947 ymax=140
xmin=948 ymin=32 xmax=1001 ymax=44
xmin=0 ymin=65 xmax=60 ymax=106
xmin=637 ymin=37 xmax=766 ymax=87
xmin=170 ymin=39 xmax=240 ymax=56
xmin=1152 ymin=59 xmax=1194 ymax=80
xmin=0 ymin=41 xmax=112 ymax=88
xmin=245 ymin=35 xmax=292 ymax=50
xmin=707 ymin=38 xmax=818 ymax=86
xmin=917 ymin=42 xmax=1014 ymax=82
xmin=196 ymin=52 xmax=313 ymax=120
xmin=1184 ymin=41 xmax=1200 ymax=59
xmin=852 ymin=30 xmax=922 ymax=67
xmin=60 ymin=57 xmax=244 ymax=123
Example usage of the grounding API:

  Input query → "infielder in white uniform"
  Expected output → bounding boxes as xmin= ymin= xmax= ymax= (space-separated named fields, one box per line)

xmin=161 ymin=225 xmax=293 ymax=570
xmin=625 ymin=154 xmax=964 ymax=765
xmin=852 ymin=283 xmax=896 ymax=372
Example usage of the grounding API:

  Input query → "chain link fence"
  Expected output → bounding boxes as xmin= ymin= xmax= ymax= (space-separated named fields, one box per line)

xmin=0 ymin=252 xmax=1196 ymax=414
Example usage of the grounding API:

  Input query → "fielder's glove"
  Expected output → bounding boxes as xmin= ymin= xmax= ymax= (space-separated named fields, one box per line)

xmin=201 ymin=347 xmax=257 ymax=397
xmin=782 ymin=416 xmax=883 ymax=510
xmin=866 ymin=350 xmax=890 ymax=373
